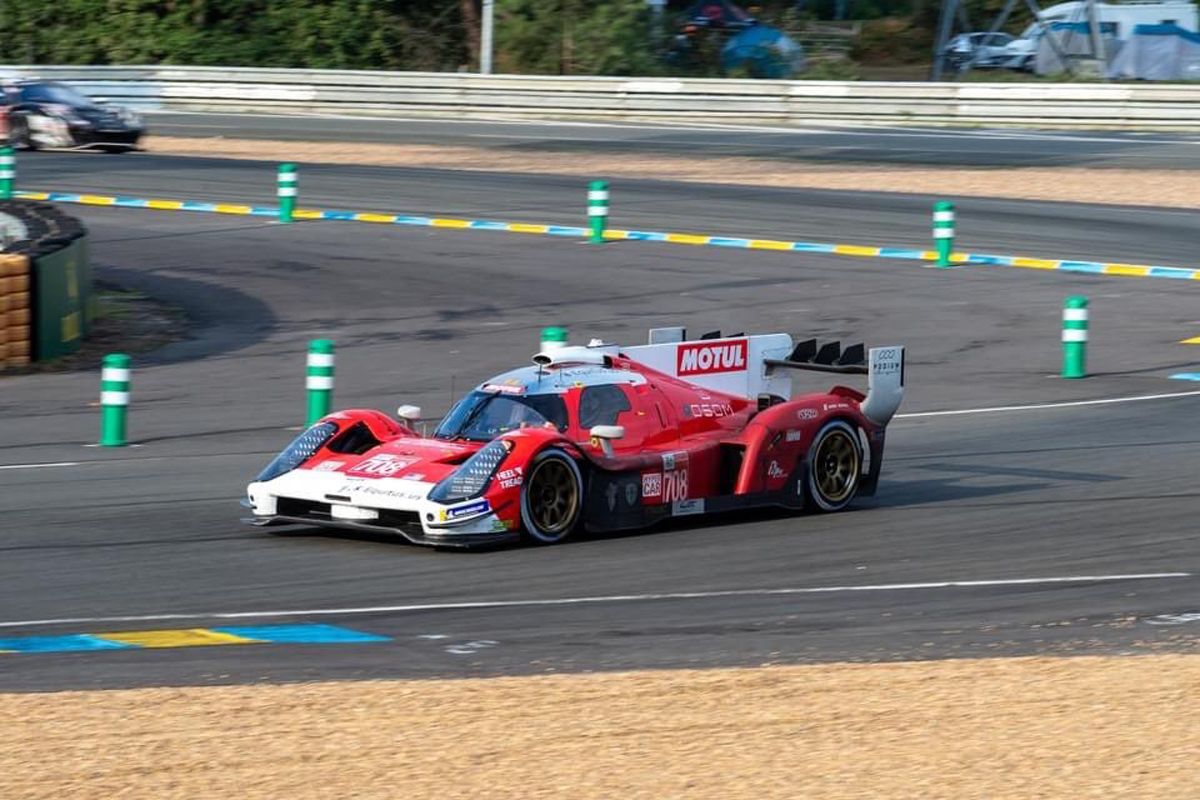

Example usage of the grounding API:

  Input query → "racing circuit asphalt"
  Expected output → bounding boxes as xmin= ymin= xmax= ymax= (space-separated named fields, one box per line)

xmin=1 ymin=152 xmax=1198 ymax=691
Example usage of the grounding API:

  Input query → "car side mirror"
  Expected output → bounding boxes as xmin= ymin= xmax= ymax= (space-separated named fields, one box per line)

xmin=589 ymin=425 xmax=625 ymax=457
xmin=397 ymin=404 xmax=422 ymax=430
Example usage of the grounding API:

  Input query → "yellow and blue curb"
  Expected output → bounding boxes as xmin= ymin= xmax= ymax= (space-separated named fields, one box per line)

xmin=0 ymin=623 xmax=388 ymax=653
xmin=16 ymin=189 xmax=1200 ymax=282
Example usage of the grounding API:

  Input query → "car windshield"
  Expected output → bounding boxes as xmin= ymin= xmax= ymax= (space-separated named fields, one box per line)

xmin=22 ymin=82 xmax=93 ymax=107
xmin=433 ymin=390 xmax=569 ymax=442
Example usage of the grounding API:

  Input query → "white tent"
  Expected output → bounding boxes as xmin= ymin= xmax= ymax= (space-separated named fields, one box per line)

xmin=1035 ymin=21 xmax=1121 ymax=75
xmin=1107 ymin=23 xmax=1200 ymax=78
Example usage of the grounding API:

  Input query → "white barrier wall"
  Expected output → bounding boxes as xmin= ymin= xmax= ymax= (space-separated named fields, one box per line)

xmin=6 ymin=65 xmax=1200 ymax=128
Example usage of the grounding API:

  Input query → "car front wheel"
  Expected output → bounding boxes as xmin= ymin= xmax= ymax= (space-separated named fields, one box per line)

xmin=520 ymin=448 xmax=583 ymax=544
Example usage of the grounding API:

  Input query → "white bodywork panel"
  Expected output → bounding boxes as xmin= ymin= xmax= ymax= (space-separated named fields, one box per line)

xmin=625 ymin=333 xmax=794 ymax=400
xmin=247 ymin=469 xmax=501 ymax=537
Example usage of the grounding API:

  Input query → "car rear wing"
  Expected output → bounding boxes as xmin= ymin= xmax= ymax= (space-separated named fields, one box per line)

xmin=764 ymin=338 xmax=905 ymax=426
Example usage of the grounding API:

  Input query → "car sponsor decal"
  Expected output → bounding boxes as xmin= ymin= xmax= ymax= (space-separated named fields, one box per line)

xmin=642 ymin=472 xmax=662 ymax=499
xmin=676 ymin=339 xmax=748 ymax=376
xmin=348 ymin=454 xmax=418 ymax=477
xmin=312 ymin=460 xmax=345 ymax=472
xmin=661 ymin=451 xmax=689 ymax=471
xmin=497 ymin=466 xmax=523 ymax=489
xmin=796 ymin=408 xmax=818 ymax=420
xmin=785 ymin=429 xmax=804 ymax=442
xmin=481 ymin=382 xmax=525 ymax=395
xmin=682 ymin=402 xmax=735 ymax=419
xmin=768 ymin=460 xmax=786 ymax=479
xmin=335 ymin=482 xmax=428 ymax=502
xmin=439 ymin=499 xmax=491 ymax=522
xmin=672 ymin=499 xmax=705 ymax=516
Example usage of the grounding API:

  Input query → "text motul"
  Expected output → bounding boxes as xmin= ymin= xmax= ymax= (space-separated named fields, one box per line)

xmin=677 ymin=339 xmax=748 ymax=375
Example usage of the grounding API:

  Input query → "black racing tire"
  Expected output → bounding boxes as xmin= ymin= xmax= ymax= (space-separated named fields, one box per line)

xmin=519 ymin=448 xmax=583 ymax=544
xmin=804 ymin=420 xmax=862 ymax=512
xmin=8 ymin=115 xmax=36 ymax=151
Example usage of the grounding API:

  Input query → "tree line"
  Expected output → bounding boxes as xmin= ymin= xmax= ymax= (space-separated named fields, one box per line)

xmin=0 ymin=0 xmax=665 ymax=74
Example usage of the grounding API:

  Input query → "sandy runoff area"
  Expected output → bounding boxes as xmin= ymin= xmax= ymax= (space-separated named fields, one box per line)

xmin=3 ymin=654 xmax=1198 ymax=799
xmin=146 ymin=135 xmax=1200 ymax=210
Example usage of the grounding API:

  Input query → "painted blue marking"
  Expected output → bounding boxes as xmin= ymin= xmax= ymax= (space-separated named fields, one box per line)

xmin=1058 ymin=261 xmax=1105 ymax=274
xmin=1149 ymin=267 xmax=1196 ymax=279
xmin=393 ymin=215 xmax=433 ymax=226
xmin=0 ymin=634 xmax=133 ymax=653
xmin=320 ymin=210 xmax=357 ymax=221
xmin=546 ymin=225 xmax=586 ymax=237
xmin=623 ymin=231 xmax=668 ymax=241
xmin=708 ymin=237 xmax=752 ymax=248
xmin=113 ymin=196 xmax=150 ymax=208
xmin=1169 ymin=373 xmax=1200 ymax=381
xmin=878 ymin=248 xmax=926 ymax=260
xmin=213 ymin=624 xmax=390 ymax=644
xmin=48 ymin=192 xmax=81 ymax=203
xmin=179 ymin=200 xmax=216 ymax=212
xmin=468 ymin=220 xmax=510 ymax=230
xmin=964 ymin=254 xmax=1011 ymax=266
xmin=791 ymin=242 xmax=836 ymax=253
xmin=249 ymin=206 xmax=278 ymax=216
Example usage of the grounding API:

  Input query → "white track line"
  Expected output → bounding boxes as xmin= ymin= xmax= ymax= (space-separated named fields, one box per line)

xmin=0 ymin=573 xmax=1187 ymax=630
xmin=897 ymin=389 xmax=1200 ymax=419
xmin=0 ymin=461 xmax=80 ymax=471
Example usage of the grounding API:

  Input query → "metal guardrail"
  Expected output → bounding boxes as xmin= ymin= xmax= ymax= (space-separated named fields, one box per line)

xmin=6 ymin=64 xmax=1200 ymax=128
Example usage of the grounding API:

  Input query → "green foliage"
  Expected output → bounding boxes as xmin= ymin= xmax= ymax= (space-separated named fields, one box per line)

xmin=494 ymin=0 xmax=662 ymax=75
xmin=852 ymin=17 xmax=933 ymax=64
xmin=798 ymin=56 xmax=861 ymax=79
xmin=0 ymin=0 xmax=470 ymax=70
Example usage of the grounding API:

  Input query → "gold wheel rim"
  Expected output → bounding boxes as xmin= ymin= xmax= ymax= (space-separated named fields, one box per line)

xmin=528 ymin=458 xmax=579 ymax=535
xmin=815 ymin=430 xmax=859 ymax=503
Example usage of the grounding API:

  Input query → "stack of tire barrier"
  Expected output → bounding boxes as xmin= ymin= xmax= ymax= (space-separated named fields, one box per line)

xmin=0 ymin=250 xmax=30 ymax=367
xmin=0 ymin=200 xmax=91 ymax=369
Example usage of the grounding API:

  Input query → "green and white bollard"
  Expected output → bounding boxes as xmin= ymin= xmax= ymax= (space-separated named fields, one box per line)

xmin=306 ymin=339 xmax=335 ymax=424
xmin=277 ymin=163 xmax=297 ymax=224
xmin=540 ymin=326 xmax=568 ymax=352
xmin=588 ymin=180 xmax=608 ymax=244
xmin=99 ymin=353 xmax=131 ymax=447
xmin=0 ymin=146 xmax=13 ymax=201
xmin=1062 ymin=296 xmax=1088 ymax=379
xmin=933 ymin=200 xmax=955 ymax=268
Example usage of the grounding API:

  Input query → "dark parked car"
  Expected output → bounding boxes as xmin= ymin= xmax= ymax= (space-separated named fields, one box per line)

xmin=2 ymin=79 xmax=144 ymax=152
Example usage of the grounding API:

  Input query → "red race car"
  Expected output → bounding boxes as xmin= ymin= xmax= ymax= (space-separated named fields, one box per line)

xmin=244 ymin=329 xmax=904 ymax=548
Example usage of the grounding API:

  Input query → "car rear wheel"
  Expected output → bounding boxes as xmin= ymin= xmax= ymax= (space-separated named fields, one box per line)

xmin=805 ymin=420 xmax=862 ymax=512
xmin=520 ymin=448 xmax=582 ymax=544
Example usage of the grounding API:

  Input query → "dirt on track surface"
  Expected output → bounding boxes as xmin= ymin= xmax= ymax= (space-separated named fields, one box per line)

xmin=4 ymin=654 xmax=1198 ymax=800
xmin=148 ymin=135 xmax=1200 ymax=210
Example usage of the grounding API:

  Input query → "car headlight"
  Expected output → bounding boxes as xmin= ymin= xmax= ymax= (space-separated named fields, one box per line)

xmin=255 ymin=422 xmax=338 ymax=483
xmin=428 ymin=439 xmax=512 ymax=503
